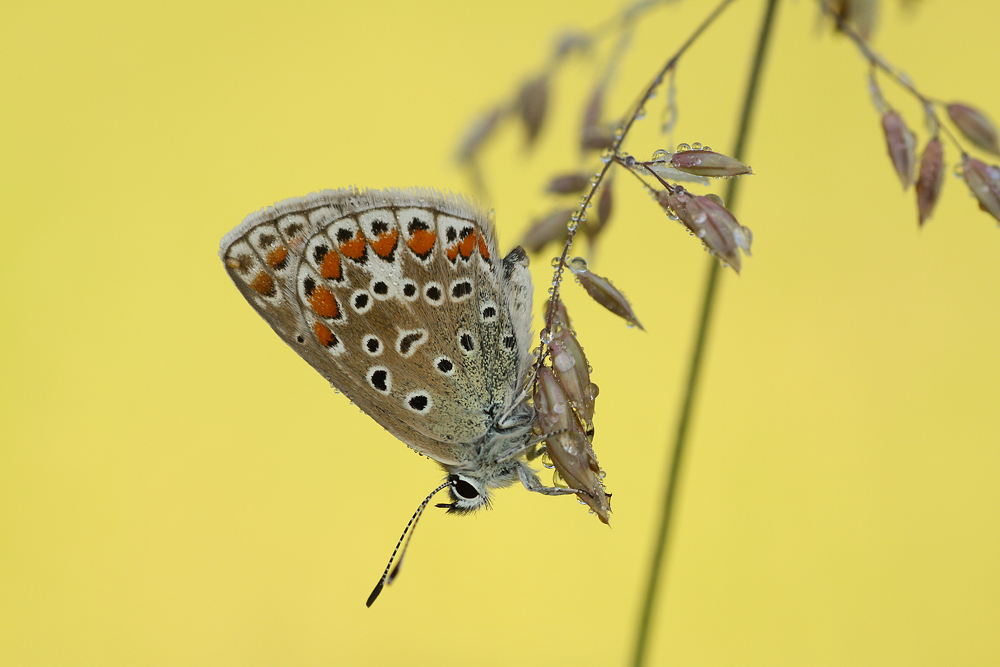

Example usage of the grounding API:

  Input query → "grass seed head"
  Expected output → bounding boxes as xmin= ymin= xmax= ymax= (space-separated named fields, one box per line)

xmin=947 ymin=103 xmax=1000 ymax=156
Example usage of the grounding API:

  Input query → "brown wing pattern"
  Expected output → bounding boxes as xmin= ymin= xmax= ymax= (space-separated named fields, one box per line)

xmin=220 ymin=188 xmax=530 ymax=466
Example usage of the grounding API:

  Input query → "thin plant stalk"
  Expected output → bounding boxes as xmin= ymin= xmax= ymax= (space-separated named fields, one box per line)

xmin=630 ymin=0 xmax=781 ymax=665
xmin=541 ymin=0 xmax=738 ymax=350
xmin=817 ymin=0 xmax=965 ymax=153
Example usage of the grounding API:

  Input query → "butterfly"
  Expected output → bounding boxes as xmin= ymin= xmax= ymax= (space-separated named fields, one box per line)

xmin=219 ymin=187 xmax=591 ymax=604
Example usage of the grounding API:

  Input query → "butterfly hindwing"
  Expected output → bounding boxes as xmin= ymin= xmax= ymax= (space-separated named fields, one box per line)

xmin=220 ymin=188 xmax=532 ymax=467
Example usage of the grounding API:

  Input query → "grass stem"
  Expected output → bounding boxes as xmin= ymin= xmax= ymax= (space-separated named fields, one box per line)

xmin=629 ymin=1 xmax=781 ymax=664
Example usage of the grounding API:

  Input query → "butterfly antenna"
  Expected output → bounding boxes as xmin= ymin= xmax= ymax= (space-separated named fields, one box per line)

xmin=366 ymin=480 xmax=450 ymax=607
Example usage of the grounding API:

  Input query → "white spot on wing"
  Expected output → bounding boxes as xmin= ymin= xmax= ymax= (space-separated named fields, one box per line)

xmin=403 ymin=390 xmax=433 ymax=414
xmin=366 ymin=366 xmax=392 ymax=394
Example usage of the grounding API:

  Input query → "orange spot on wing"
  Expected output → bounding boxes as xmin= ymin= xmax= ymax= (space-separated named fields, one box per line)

xmin=407 ymin=229 xmax=436 ymax=257
xmin=371 ymin=228 xmax=399 ymax=258
xmin=265 ymin=245 xmax=288 ymax=269
xmin=458 ymin=232 xmax=477 ymax=259
xmin=308 ymin=285 xmax=339 ymax=318
xmin=313 ymin=321 xmax=337 ymax=348
xmin=340 ymin=230 xmax=367 ymax=260
xmin=446 ymin=244 xmax=460 ymax=262
xmin=320 ymin=249 xmax=341 ymax=280
xmin=249 ymin=272 xmax=275 ymax=296
xmin=477 ymin=235 xmax=491 ymax=260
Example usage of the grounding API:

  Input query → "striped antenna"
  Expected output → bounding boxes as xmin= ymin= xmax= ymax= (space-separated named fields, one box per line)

xmin=366 ymin=480 xmax=451 ymax=607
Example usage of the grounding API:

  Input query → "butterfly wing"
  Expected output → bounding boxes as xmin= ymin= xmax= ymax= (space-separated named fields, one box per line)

xmin=220 ymin=188 xmax=533 ymax=467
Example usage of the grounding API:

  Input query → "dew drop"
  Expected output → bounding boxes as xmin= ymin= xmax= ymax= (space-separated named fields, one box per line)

xmin=541 ymin=451 xmax=554 ymax=469
xmin=635 ymin=107 xmax=647 ymax=120
xmin=651 ymin=149 xmax=669 ymax=161
xmin=691 ymin=142 xmax=703 ymax=150
xmin=733 ymin=227 xmax=748 ymax=248
xmin=553 ymin=470 xmax=569 ymax=488
xmin=676 ymin=143 xmax=691 ymax=152
xmin=600 ymin=149 xmax=614 ymax=164
xmin=568 ymin=256 xmax=588 ymax=273
xmin=540 ymin=328 xmax=554 ymax=344
xmin=702 ymin=145 xmax=712 ymax=152
xmin=550 ymin=257 xmax=561 ymax=268
xmin=554 ymin=350 xmax=576 ymax=372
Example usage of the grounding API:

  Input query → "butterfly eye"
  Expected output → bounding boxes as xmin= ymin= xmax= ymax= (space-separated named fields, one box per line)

xmin=454 ymin=479 xmax=479 ymax=500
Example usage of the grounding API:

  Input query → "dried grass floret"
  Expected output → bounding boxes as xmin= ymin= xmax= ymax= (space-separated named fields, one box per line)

xmin=915 ymin=137 xmax=944 ymax=226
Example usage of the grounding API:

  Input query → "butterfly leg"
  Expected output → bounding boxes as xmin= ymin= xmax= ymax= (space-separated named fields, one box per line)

xmin=516 ymin=461 xmax=581 ymax=497
xmin=495 ymin=436 xmax=546 ymax=464
xmin=523 ymin=442 xmax=546 ymax=461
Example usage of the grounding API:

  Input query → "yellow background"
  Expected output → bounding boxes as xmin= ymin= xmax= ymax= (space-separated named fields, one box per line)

xmin=3 ymin=1 xmax=998 ymax=665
